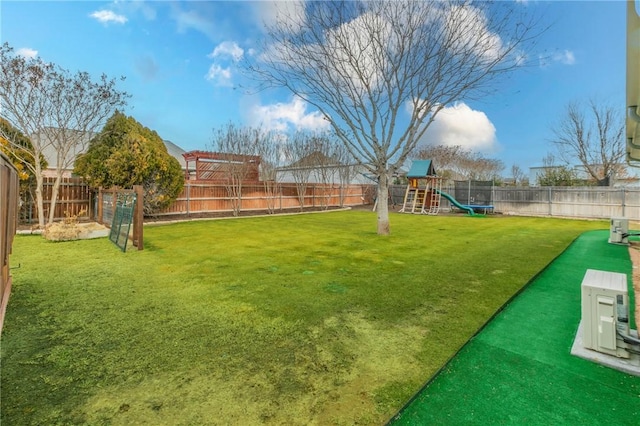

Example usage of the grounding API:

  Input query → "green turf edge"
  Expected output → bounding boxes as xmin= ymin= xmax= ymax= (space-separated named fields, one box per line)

xmin=384 ymin=230 xmax=597 ymax=424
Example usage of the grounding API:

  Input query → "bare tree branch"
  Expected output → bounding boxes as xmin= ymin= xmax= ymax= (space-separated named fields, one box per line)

xmin=0 ymin=43 xmax=128 ymax=226
xmin=245 ymin=0 xmax=542 ymax=234
xmin=413 ymin=144 xmax=504 ymax=181
xmin=280 ymin=131 xmax=318 ymax=212
xmin=210 ymin=123 xmax=262 ymax=216
xmin=550 ymin=98 xmax=625 ymax=185
xmin=255 ymin=130 xmax=284 ymax=214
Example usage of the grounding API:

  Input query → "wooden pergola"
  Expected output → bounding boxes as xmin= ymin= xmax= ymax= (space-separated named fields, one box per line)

xmin=182 ymin=151 xmax=261 ymax=182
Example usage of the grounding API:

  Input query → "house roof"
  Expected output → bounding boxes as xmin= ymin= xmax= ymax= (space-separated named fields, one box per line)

xmin=34 ymin=128 xmax=95 ymax=170
xmin=34 ymin=128 xmax=188 ymax=170
xmin=163 ymin=139 xmax=187 ymax=169
xmin=283 ymin=151 xmax=342 ymax=169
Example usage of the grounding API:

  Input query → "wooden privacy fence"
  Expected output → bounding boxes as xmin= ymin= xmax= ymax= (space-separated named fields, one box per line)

xmin=157 ymin=182 xmax=374 ymax=216
xmin=19 ymin=180 xmax=374 ymax=224
xmin=20 ymin=177 xmax=92 ymax=224
xmin=1 ymin=153 xmax=19 ymax=332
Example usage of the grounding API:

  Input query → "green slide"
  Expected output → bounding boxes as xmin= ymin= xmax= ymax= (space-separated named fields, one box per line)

xmin=435 ymin=189 xmax=474 ymax=216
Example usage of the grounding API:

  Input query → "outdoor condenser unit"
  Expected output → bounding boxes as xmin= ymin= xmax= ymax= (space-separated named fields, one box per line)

xmin=581 ymin=269 xmax=630 ymax=358
xmin=609 ymin=217 xmax=629 ymax=244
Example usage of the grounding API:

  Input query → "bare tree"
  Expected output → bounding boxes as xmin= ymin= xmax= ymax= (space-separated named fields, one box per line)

xmin=333 ymin=143 xmax=356 ymax=207
xmin=550 ymin=98 xmax=626 ymax=186
xmin=413 ymin=145 xmax=464 ymax=180
xmin=510 ymin=164 xmax=527 ymax=186
xmin=308 ymin=135 xmax=341 ymax=210
xmin=281 ymin=131 xmax=317 ymax=212
xmin=211 ymin=123 xmax=261 ymax=216
xmin=255 ymin=130 xmax=283 ymax=214
xmin=0 ymin=43 xmax=128 ymax=227
xmin=413 ymin=144 xmax=503 ymax=181
xmin=462 ymin=155 xmax=504 ymax=181
xmin=247 ymin=1 xmax=541 ymax=234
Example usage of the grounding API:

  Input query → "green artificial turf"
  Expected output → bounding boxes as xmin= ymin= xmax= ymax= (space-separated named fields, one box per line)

xmin=391 ymin=230 xmax=640 ymax=425
xmin=1 ymin=211 xmax=606 ymax=425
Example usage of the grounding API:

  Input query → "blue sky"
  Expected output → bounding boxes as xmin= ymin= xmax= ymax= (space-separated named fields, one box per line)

xmin=0 ymin=1 xmax=629 ymax=174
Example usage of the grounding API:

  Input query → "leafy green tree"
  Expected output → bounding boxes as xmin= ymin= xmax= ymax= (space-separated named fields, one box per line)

xmin=536 ymin=154 xmax=578 ymax=187
xmin=0 ymin=118 xmax=47 ymax=220
xmin=74 ymin=111 xmax=183 ymax=214
xmin=0 ymin=117 xmax=43 ymax=182
xmin=536 ymin=167 xmax=578 ymax=187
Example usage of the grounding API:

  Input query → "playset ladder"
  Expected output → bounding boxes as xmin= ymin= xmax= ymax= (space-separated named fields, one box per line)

xmin=428 ymin=178 xmax=442 ymax=215
xmin=400 ymin=179 xmax=429 ymax=214
xmin=400 ymin=177 xmax=442 ymax=215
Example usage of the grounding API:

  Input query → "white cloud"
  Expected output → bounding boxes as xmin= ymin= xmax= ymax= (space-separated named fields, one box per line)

xmin=252 ymin=1 xmax=306 ymax=33
xmin=514 ymin=51 xmax=527 ymax=67
xmin=16 ymin=47 xmax=38 ymax=59
xmin=540 ymin=49 xmax=576 ymax=68
xmin=209 ymin=41 xmax=244 ymax=61
xmin=258 ymin=2 xmax=510 ymax=98
xmin=442 ymin=4 xmax=505 ymax=64
xmin=206 ymin=42 xmax=244 ymax=86
xmin=205 ymin=64 xmax=233 ymax=87
xmin=538 ymin=55 xmax=549 ymax=68
xmin=104 ymin=0 xmax=157 ymax=21
xmin=321 ymin=11 xmax=393 ymax=94
xmin=553 ymin=49 xmax=575 ymax=65
xmin=172 ymin=7 xmax=216 ymax=40
xmin=90 ymin=10 xmax=128 ymax=24
xmin=127 ymin=1 xmax=157 ymax=21
xmin=422 ymin=103 xmax=498 ymax=152
xmin=247 ymin=96 xmax=330 ymax=133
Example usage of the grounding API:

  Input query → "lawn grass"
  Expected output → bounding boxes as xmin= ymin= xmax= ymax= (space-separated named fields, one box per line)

xmin=1 ymin=211 xmax=605 ymax=425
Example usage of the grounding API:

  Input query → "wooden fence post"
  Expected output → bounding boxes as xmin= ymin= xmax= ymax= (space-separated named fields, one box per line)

xmin=111 ymin=187 xmax=118 ymax=222
xmin=133 ymin=185 xmax=144 ymax=250
xmin=97 ymin=187 xmax=103 ymax=225
xmin=186 ymin=181 xmax=190 ymax=216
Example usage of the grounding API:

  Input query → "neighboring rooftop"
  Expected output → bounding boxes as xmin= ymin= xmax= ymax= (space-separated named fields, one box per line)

xmin=33 ymin=128 xmax=188 ymax=173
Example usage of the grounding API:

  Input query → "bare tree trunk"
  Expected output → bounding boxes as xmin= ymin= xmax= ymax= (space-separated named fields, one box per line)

xmin=376 ymin=174 xmax=390 ymax=235
xmin=234 ymin=181 xmax=242 ymax=216
xmin=263 ymin=180 xmax=279 ymax=214
xmin=47 ymin=173 xmax=64 ymax=224
xmin=246 ymin=0 xmax=542 ymax=235
xmin=34 ymin=172 xmax=45 ymax=228
xmin=225 ymin=175 xmax=242 ymax=217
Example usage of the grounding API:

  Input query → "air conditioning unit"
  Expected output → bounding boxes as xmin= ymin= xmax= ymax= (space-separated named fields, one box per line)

xmin=581 ymin=269 xmax=630 ymax=358
xmin=609 ymin=217 xmax=629 ymax=244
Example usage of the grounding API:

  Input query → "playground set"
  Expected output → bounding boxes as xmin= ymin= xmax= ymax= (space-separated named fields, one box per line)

xmin=399 ymin=160 xmax=494 ymax=216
